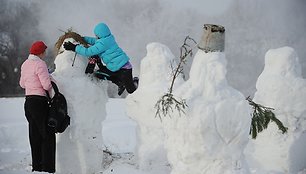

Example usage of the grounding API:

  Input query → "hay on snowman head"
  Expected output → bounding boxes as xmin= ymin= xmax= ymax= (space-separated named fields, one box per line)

xmin=54 ymin=29 xmax=89 ymax=55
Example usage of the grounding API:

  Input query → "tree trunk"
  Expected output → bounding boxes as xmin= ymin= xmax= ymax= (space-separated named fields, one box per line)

xmin=198 ymin=24 xmax=225 ymax=53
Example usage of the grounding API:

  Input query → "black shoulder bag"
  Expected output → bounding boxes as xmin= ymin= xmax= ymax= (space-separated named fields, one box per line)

xmin=46 ymin=81 xmax=70 ymax=133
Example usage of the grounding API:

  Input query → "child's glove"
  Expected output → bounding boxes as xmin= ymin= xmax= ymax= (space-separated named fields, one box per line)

xmin=63 ymin=41 xmax=77 ymax=51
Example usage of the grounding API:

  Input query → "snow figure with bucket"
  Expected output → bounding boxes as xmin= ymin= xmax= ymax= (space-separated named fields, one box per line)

xmin=163 ymin=49 xmax=252 ymax=174
xmin=51 ymin=31 xmax=108 ymax=174
xmin=162 ymin=25 xmax=251 ymax=174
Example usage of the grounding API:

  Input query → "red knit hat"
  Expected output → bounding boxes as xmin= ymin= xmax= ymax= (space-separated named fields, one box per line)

xmin=30 ymin=41 xmax=47 ymax=55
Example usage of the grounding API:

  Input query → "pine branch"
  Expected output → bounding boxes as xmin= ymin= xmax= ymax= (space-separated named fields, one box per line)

xmin=246 ymin=96 xmax=288 ymax=139
xmin=155 ymin=36 xmax=196 ymax=121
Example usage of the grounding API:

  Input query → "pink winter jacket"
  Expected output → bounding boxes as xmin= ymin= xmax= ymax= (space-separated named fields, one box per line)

xmin=19 ymin=54 xmax=52 ymax=96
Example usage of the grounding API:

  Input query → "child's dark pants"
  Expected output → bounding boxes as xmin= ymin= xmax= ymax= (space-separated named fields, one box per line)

xmin=96 ymin=64 xmax=137 ymax=94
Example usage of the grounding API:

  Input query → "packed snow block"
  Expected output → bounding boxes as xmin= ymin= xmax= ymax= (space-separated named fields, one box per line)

xmin=198 ymin=24 xmax=225 ymax=53
xmin=103 ymin=98 xmax=137 ymax=153
xmin=51 ymin=38 xmax=108 ymax=174
xmin=246 ymin=47 xmax=306 ymax=174
xmin=126 ymin=43 xmax=183 ymax=171
xmin=163 ymin=50 xmax=251 ymax=174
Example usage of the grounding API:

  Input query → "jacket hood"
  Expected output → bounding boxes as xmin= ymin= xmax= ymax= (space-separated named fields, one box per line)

xmin=94 ymin=23 xmax=111 ymax=38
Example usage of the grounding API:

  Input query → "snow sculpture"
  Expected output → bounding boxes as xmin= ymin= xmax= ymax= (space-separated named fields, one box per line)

xmin=126 ymin=42 xmax=184 ymax=171
xmin=162 ymin=49 xmax=251 ymax=174
xmin=246 ymin=47 xmax=306 ymax=174
xmin=51 ymin=37 xmax=108 ymax=174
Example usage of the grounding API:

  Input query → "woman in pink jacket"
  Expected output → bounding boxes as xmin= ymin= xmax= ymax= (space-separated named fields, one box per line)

xmin=19 ymin=41 xmax=55 ymax=173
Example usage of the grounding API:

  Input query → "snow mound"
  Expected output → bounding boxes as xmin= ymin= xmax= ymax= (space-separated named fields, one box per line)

xmin=246 ymin=46 xmax=306 ymax=174
xmin=163 ymin=50 xmax=251 ymax=174
xmin=51 ymin=38 xmax=108 ymax=174
xmin=126 ymin=42 xmax=183 ymax=171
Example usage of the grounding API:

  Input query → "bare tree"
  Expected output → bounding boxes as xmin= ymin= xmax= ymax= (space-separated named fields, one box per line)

xmin=0 ymin=1 xmax=43 ymax=96
xmin=155 ymin=36 xmax=197 ymax=121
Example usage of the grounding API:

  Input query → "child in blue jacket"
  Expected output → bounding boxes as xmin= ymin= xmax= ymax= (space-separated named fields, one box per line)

xmin=64 ymin=22 xmax=138 ymax=95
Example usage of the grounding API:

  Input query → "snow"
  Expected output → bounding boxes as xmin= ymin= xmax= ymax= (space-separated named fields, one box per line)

xmin=51 ymin=38 xmax=108 ymax=174
xmin=245 ymin=47 xmax=306 ymax=174
xmin=0 ymin=97 xmax=139 ymax=174
xmin=126 ymin=43 xmax=182 ymax=172
xmin=127 ymin=44 xmax=251 ymax=174
xmin=0 ymin=98 xmax=30 ymax=173
xmin=103 ymin=99 xmax=137 ymax=153
xmin=166 ymin=50 xmax=251 ymax=174
xmin=1 ymin=44 xmax=306 ymax=174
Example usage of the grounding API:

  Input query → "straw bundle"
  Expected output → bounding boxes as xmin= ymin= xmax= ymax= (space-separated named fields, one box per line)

xmin=54 ymin=29 xmax=89 ymax=55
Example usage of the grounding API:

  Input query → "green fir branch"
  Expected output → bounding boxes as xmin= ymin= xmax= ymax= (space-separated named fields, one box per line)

xmin=246 ymin=96 xmax=288 ymax=139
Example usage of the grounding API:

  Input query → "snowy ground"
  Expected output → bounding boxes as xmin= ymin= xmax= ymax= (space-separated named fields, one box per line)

xmin=0 ymin=97 xmax=152 ymax=174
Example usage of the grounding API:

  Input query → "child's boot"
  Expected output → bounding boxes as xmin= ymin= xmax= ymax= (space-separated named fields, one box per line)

xmin=118 ymin=84 xmax=125 ymax=96
xmin=133 ymin=77 xmax=139 ymax=89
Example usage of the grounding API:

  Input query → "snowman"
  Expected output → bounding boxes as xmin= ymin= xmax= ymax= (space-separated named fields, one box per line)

xmin=51 ymin=33 xmax=108 ymax=174
xmin=161 ymin=50 xmax=252 ymax=174
xmin=247 ymin=47 xmax=306 ymax=174
xmin=126 ymin=42 xmax=184 ymax=171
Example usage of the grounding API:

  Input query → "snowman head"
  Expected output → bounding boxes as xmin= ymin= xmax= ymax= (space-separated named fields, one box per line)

xmin=264 ymin=46 xmax=301 ymax=77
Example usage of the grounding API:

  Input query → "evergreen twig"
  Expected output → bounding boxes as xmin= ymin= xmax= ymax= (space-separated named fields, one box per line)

xmin=246 ymin=96 xmax=288 ymax=139
xmin=155 ymin=36 xmax=197 ymax=121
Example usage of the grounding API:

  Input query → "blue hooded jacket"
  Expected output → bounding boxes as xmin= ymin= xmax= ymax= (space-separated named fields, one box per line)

xmin=75 ymin=23 xmax=129 ymax=72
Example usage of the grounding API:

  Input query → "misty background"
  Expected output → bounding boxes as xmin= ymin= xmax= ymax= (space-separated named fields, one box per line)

xmin=1 ymin=0 xmax=305 ymax=97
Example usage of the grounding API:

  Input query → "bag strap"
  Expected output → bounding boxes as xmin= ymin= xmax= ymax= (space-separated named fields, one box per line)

xmin=45 ymin=81 xmax=59 ymax=100
xmin=51 ymin=81 xmax=59 ymax=94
